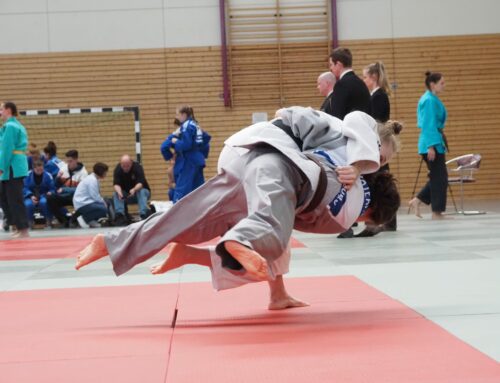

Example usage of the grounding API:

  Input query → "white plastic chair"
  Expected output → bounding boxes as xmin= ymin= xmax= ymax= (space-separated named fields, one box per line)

xmin=446 ymin=154 xmax=485 ymax=215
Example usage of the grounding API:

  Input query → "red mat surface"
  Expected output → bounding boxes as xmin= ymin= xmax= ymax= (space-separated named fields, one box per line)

xmin=1 ymin=277 xmax=498 ymax=383
xmin=0 ymin=236 xmax=94 ymax=261
xmin=0 ymin=235 xmax=305 ymax=261
xmin=0 ymin=284 xmax=178 ymax=383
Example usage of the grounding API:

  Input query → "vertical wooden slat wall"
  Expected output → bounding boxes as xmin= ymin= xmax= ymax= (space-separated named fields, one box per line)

xmin=1 ymin=33 xmax=499 ymax=201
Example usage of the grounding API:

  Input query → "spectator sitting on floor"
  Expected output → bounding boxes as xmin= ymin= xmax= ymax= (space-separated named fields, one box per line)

xmin=43 ymin=141 xmax=62 ymax=180
xmin=47 ymin=149 xmax=88 ymax=227
xmin=73 ymin=162 xmax=109 ymax=228
xmin=23 ymin=159 xmax=55 ymax=228
xmin=112 ymin=154 xmax=151 ymax=225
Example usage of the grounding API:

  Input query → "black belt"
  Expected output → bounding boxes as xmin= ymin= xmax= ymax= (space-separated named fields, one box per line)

xmin=272 ymin=119 xmax=327 ymax=214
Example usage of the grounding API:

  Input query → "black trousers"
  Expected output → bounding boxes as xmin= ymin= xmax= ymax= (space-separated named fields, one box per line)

xmin=417 ymin=153 xmax=448 ymax=213
xmin=0 ymin=176 xmax=29 ymax=230
xmin=48 ymin=193 xmax=74 ymax=223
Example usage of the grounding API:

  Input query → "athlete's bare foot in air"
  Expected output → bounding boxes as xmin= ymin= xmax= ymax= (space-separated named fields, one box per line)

xmin=224 ymin=241 xmax=270 ymax=281
xmin=409 ymin=197 xmax=423 ymax=218
xmin=75 ymin=234 xmax=108 ymax=270
xmin=150 ymin=243 xmax=187 ymax=274
xmin=268 ymin=295 xmax=310 ymax=310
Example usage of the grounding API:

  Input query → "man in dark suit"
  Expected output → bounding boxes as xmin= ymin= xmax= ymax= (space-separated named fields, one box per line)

xmin=317 ymin=71 xmax=336 ymax=115
xmin=328 ymin=48 xmax=371 ymax=238
xmin=328 ymin=47 xmax=371 ymax=120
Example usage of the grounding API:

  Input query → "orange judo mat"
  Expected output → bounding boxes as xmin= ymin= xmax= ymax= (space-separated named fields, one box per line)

xmin=1 ymin=276 xmax=499 ymax=383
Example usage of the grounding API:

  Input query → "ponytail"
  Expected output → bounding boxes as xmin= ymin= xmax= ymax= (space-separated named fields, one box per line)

xmin=178 ymin=105 xmax=197 ymax=123
xmin=378 ymin=120 xmax=403 ymax=153
xmin=365 ymin=61 xmax=392 ymax=96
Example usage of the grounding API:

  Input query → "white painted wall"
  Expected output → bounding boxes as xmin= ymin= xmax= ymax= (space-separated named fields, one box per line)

xmin=1 ymin=0 xmax=499 ymax=54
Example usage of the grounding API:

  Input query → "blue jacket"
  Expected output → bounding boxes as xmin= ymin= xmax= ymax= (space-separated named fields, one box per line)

xmin=23 ymin=170 xmax=56 ymax=199
xmin=44 ymin=156 xmax=62 ymax=179
xmin=160 ymin=133 xmax=177 ymax=162
xmin=417 ymin=90 xmax=447 ymax=154
xmin=174 ymin=119 xmax=206 ymax=169
xmin=0 ymin=117 xmax=29 ymax=180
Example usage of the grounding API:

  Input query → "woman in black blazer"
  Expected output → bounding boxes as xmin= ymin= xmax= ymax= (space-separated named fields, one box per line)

xmin=363 ymin=61 xmax=391 ymax=123
xmin=356 ymin=61 xmax=397 ymax=236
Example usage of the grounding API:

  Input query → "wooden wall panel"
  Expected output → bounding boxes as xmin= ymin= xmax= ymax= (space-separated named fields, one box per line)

xmin=1 ymin=33 xmax=499 ymax=204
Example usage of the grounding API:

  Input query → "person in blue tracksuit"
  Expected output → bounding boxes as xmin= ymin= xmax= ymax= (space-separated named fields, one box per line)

xmin=43 ymin=141 xmax=63 ymax=181
xmin=23 ymin=158 xmax=55 ymax=227
xmin=168 ymin=106 xmax=207 ymax=203
xmin=409 ymin=71 xmax=449 ymax=219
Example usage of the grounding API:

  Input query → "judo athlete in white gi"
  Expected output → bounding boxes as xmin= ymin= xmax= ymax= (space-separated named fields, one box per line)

xmin=76 ymin=107 xmax=400 ymax=308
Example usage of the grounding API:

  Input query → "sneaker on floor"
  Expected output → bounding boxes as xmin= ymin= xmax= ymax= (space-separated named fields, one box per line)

xmin=11 ymin=229 xmax=30 ymax=239
xmin=114 ymin=213 xmax=129 ymax=227
xmin=87 ymin=220 xmax=102 ymax=228
xmin=97 ymin=217 xmax=109 ymax=226
xmin=76 ymin=216 xmax=89 ymax=228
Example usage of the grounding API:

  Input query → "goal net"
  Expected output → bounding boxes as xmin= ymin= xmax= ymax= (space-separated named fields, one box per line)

xmin=19 ymin=106 xmax=141 ymax=197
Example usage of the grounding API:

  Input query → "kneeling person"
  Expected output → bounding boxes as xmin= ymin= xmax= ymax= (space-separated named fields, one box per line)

xmin=112 ymin=155 xmax=151 ymax=224
xmin=73 ymin=162 xmax=109 ymax=228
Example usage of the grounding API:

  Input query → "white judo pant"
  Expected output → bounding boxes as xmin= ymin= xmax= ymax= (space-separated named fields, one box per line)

xmin=105 ymin=146 xmax=310 ymax=283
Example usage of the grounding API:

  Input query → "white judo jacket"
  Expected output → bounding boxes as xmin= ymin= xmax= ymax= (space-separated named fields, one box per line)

xmin=224 ymin=107 xmax=380 ymax=188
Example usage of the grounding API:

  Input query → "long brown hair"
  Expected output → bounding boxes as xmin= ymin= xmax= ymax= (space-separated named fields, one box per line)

xmin=178 ymin=105 xmax=197 ymax=122
xmin=364 ymin=172 xmax=400 ymax=225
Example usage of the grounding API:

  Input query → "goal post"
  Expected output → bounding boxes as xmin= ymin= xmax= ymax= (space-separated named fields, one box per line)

xmin=18 ymin=105 xmax=142 ymax=197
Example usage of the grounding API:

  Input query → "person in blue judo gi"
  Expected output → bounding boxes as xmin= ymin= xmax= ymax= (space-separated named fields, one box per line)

xmin=163 ymin=106 xmax=208 ymax=203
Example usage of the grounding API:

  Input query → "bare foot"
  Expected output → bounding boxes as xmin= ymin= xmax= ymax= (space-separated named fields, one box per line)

xmin=409 ymin=198 xmax=423 ymax=218
xmin=432 ymin=212 xmax=454 ymax=220
xmin=224 ymin=241 xmax=270 ymax=281
xmin=268 ymin=295 xmax=310 ymax=310
xmin=75 ymin=234 xmax=108 ymax=270
xmin=150 ymin=243 xmax=187 ymax=274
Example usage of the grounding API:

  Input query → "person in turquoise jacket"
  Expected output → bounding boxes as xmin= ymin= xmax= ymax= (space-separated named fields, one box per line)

xmin=0 ymin=101 xmax=30 ymax=237
xmin=409 ymin=72 xmax=449 ymax=220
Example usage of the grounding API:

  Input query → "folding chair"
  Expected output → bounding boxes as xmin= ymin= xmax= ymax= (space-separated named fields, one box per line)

xmin=446 ymin=154 xmax=485 ymax=215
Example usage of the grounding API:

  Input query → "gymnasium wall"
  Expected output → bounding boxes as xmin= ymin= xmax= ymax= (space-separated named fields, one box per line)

xmin=1 ymin=34 xmax=499 ymax=201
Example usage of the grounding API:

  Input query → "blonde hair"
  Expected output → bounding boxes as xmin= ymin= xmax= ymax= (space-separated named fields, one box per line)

xmin=365 ymin=61 xmax=392 ymax=96
xmin=378 ymin=120 xmax=403 ymax=153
